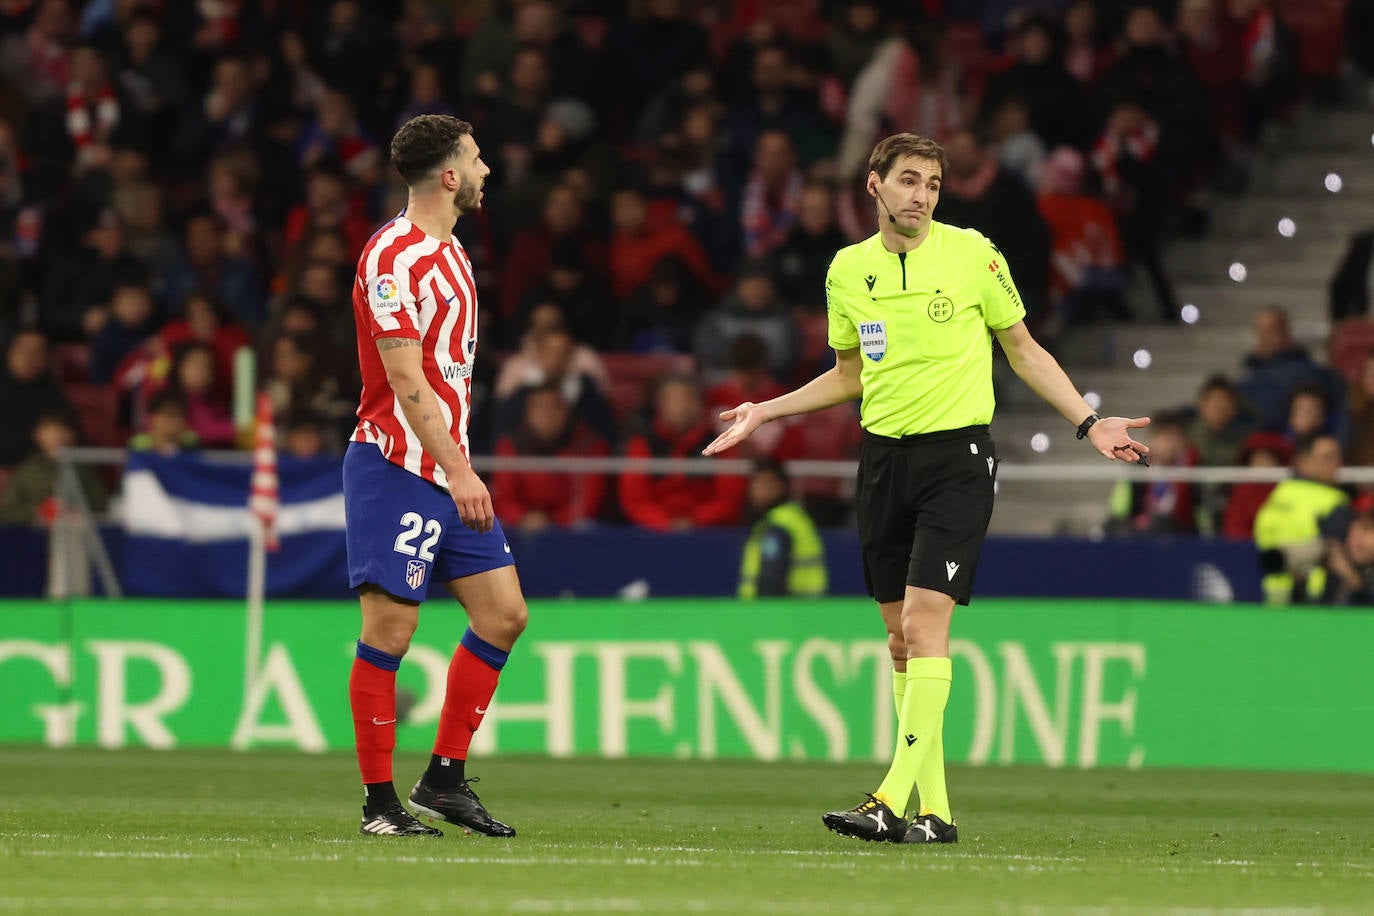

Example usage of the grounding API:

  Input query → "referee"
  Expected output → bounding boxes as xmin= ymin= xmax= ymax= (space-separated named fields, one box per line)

xmin=703 ymin=133 xmax=1149 ymax=844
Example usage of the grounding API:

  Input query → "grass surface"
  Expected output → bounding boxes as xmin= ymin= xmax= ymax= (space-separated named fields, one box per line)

xmin=1 ymin=748 xmax=1372 ymax=914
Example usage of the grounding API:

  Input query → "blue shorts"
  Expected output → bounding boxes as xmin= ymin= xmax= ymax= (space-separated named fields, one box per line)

xmin=343 ymin=442 xmax=513 ymax=601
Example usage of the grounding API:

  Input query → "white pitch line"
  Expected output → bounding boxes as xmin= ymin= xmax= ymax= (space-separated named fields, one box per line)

xmin=11 ymin=845 xmax=1371 ymax=882
xmin=7 ymin=847 xmax=1026 ymax=875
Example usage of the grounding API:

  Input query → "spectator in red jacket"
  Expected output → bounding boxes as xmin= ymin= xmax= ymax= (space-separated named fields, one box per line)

xmin=619 ymin=375 xmax=747 ymax=530
xmin=705 ymin=334 xmax=800 ymax=461
xmin=499 ymin=183 xmax=603 ymax=319
xmin=492 ymin=382 xmax=609 ymax=532
xmin=1221 ymin=431 xmax=1292 ymax=540
xmin=153 ymin=291 xmax=250 ymax=399
xmin=280 ymin=167 xmax=372 ymax=263
xmin=607 ymin=186 xmax=724 ymax=302
xmin=1036 ymin=146 xmax=1127 ymax=331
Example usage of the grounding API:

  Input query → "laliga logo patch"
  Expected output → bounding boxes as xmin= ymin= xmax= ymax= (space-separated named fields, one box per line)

xmin=859 ymin=321 xmax=887 ymax=362
xmin=372 ymin=274 xmax=402 ymax=314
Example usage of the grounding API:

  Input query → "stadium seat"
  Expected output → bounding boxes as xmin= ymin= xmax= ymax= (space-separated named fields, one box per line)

xmin=63 ymin=383 xmax=125 ymax=448
xmin=600 ymin=352 xmax=697 ymax=424
xmin=1329 ymin=318 xmax=1374 ymax=385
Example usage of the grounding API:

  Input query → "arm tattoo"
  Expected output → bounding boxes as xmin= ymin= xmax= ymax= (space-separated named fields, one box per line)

xmin=377 ymin=337 xmax=421 ymax=351
xmin=406 ymin=390 xmax=420 ymax=404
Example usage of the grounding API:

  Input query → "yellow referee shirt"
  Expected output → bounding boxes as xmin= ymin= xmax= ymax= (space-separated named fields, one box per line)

xmin=826 ymin=222 xmax=1027 ymax=437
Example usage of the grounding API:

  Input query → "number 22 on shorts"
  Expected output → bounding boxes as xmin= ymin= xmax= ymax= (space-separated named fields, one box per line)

xmin=393 ymin=511 xmax=441 ymax=561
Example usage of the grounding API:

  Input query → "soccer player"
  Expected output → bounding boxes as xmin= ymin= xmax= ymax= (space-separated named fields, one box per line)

xmin=704 ymin=133 xmax=1149 ymax=844
xmin=346 ymin=115 xmax=525 ymax=838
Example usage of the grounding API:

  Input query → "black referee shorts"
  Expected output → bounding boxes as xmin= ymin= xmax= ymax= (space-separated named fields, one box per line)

xmin=855 ymin=425 xmax=998 ymax=606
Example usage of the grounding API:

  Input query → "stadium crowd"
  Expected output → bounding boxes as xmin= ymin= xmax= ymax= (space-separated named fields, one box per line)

xmin=0 ymin=0 xmax=1370 ymax=599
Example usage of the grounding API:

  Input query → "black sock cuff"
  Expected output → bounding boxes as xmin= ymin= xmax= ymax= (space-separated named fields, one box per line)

xmin=425 ymin=753 xmax=465 ymax=788
xmin=363 ymin=780 xmax=399 ymax=812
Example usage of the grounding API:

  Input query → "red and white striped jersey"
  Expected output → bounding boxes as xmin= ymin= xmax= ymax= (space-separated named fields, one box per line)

xmin=351 ymin=215 xmax=479 ymax=489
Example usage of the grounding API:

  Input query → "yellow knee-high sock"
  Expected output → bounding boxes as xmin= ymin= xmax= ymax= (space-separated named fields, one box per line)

xmin=896 ymin=667 xmax=950 ymax=820
xmin=915 ymin=721 xmax=951 ymax=822
xmin=874 ymin=657 xmax=952 ymax=817
xmin=890 ymin=667 xmax=906 ymax=751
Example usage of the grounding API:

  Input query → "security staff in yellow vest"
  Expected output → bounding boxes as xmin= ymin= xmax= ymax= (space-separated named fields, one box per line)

xmin=738 ymin=460 xmax=827 ymax=599
xmin=1254 ymin=432 xmax=1349 ymax=604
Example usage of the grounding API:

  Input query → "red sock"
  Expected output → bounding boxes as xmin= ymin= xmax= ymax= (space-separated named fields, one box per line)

xmin=350 ymin=651 xmax=398 ymax=784
xmin=433 ymin=643 xmax=502 ymax=760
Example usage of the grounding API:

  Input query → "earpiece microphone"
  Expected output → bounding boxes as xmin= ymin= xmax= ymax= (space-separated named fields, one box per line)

xmin=870 ymin=185 xmax=897 ymax=224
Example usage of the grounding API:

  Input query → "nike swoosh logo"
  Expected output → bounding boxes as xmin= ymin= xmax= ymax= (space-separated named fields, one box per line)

xmin=503 ymin=543 xmax=511 ymax=554
xmin=372 ymin=717 xmax=396 ymax=726
xmin=474 ymin=706 xmax=488 ymax=715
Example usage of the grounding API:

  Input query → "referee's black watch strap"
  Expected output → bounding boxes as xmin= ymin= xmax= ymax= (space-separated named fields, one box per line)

xmin=1075 ymin=413 xmax=1101 ymax=440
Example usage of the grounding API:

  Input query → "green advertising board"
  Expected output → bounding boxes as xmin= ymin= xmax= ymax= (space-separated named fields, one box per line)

xmin=0 ymin=598 xmax=1370 ymax=772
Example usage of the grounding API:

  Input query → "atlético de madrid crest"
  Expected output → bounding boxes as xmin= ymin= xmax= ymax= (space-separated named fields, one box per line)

xmin=406 ymin=559 xmax=426 ymax=590
xmin=859 ymin=321 xmax=887 ymax=362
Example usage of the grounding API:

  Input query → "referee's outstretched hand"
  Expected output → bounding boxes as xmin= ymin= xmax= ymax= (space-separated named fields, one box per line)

xmin=1088 ymin=415 xmax=1152 ymax=465
xmin=703 ymin=402 xmax=765 ymax=456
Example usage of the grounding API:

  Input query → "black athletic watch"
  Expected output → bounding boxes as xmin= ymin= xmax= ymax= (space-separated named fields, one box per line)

xmin=1075 ymin=413 xmax=1101 ymax=440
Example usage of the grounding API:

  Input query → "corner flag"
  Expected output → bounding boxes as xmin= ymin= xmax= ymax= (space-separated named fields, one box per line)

xmin=249 ymin=391 xmax=280 ymax=552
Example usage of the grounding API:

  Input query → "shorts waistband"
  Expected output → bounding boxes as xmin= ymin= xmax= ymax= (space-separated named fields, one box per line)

xmin=863 ymin=424 xmax=990 ymax=447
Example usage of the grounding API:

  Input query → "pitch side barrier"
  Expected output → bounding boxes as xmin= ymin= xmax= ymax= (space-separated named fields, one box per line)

xmin=20 ymin=446 xmax=1345 ymax=601
xmin=53 ymin=446 xmax=1374 ymax=483
xmin=1 ymin=598 xmax=1370 ymax=773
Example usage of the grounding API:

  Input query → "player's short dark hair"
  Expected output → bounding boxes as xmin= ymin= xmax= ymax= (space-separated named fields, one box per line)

xmin=390 ymin=115 xmax=473 ymax=186
xmin=868 ymin=133 xmax=948 ymax=180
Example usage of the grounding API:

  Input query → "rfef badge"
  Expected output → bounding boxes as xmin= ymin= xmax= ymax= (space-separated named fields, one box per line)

xmin=859 ymin=321 xmax=887 ymax=362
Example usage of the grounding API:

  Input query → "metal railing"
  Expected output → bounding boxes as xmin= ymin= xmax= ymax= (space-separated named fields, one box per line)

xmin=61 ymin=445 xmax=1374 ymax=483
xmin=47 ymin=445 xmax=1374 ymax=600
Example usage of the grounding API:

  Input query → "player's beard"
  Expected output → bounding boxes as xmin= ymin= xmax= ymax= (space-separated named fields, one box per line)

xmin=455 ymin=182 xmax=482 ymax=216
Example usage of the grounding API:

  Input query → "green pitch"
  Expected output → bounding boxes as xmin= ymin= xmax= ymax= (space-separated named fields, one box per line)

xmin=1 ymin=748 xmax=1372 ymax=914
